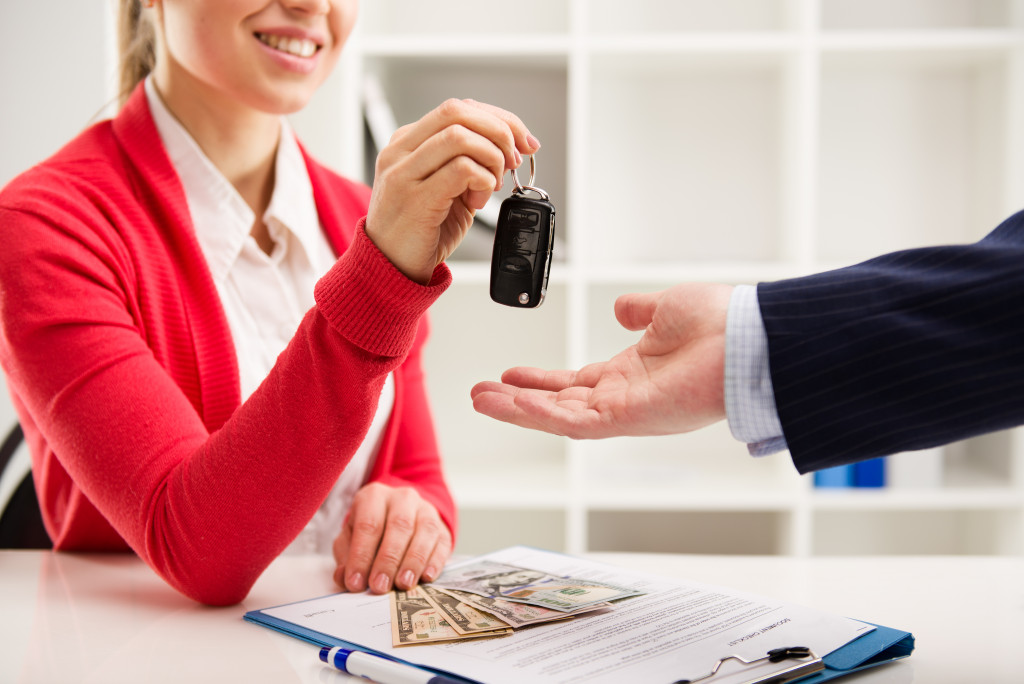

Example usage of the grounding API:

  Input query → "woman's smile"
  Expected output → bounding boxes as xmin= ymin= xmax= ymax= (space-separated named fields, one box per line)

xmin=254 ymin=31 xmax=320 ymax=59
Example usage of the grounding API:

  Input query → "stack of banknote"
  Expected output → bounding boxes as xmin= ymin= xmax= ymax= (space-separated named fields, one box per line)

xmin=390 ymin=560 xmax=645 ymax=646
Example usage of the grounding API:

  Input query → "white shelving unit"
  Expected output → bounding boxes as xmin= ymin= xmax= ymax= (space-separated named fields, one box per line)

xmin=4 ymin=1 xmax=1023 ymax=558
xmin=296 ymin=0 xmax=1024 ymax=559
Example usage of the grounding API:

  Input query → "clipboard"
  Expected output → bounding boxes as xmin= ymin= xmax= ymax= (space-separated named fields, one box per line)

xmin=665 ymin=622 xmax=913 ymax=683
xmin=795 ymin=621 xmax=914 ymax=683
xmin=243 ymin=608 xmax=484 ymax=683
xmin=244 ymin=546 xmax=914 ymax=684
xmin=244 ymin=607 xmax=913 ymax=684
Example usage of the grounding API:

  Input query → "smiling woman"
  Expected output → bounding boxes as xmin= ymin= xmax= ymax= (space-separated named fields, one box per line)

xmin=255 ymin=32 xmax=320 ymax=58
xmin=0 ymin=0 xmax=540 ymax=605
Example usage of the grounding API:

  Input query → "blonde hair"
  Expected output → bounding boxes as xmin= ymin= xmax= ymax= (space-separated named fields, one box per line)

xmin=117 ymin=0 xmax=156 ymax=108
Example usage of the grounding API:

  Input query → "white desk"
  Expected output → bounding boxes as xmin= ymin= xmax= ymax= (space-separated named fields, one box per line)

xmin=0 ymin=551 xmax=1020 ymax=683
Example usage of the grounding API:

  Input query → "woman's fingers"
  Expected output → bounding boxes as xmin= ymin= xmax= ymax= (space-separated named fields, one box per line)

xmin=366 ymin=97 xmax=540 ymax=283
xmin=393 ymin=505 xmax=452 ymax=590
xmin=332 ymin=484 xmax=453 ymax=594
xmin=389 ymin=98 xmax=536 ymax=169
xmin=336 ymin=486 xmax=389 ymax=592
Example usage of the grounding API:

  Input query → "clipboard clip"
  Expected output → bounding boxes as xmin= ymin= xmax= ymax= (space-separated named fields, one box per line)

xmin=673 ymin=646 xmax=823 ymax=684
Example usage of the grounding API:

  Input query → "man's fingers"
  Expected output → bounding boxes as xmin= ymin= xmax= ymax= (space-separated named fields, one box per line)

xmin=513 ymin=389 xmax=609 ymax=439
xmin=471 ymin=381 xmax=603 ymax=438
xmin=500 ymin=367 xmax=575 ymax=391
xmin=614 ymin=291 xmax=662 ymax=331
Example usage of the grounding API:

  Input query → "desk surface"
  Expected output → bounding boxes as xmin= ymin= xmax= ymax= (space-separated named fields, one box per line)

xmin=1 ymin=550 xmax=1021 ymax=683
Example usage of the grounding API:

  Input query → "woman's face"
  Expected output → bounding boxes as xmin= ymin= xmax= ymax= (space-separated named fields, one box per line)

xmin=155 ymin=0 xmax=357 ymax=115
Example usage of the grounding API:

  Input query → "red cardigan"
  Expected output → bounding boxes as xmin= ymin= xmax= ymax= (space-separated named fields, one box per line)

xmin=0 ymin=86 xmax=456 ymax=605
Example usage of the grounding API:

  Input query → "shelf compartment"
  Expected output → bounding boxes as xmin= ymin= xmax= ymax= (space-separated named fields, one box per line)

xmin=455 ymin=508 xmax=567 ymax=556
xmin=587 ymin=0 xmax=789 ymax=34
xmin=359 ymin=0 xmax=570 ymax=36
xmin=811 ymin=508 xmax=1022 ymax=555
xmin=820 ymin=0 xmax=1014 ymax=32
xmin=585 ymin=52 xmax=787 ymax=265
xmin=448 ymin=450 xmax=569 ymax=510
xmin=811 ymin=488 xmax=1024 ymax=511
xmin=588 ymin=509 xmax=792 ymax=555
xmin=578 ymin=426 xmax=803 ymax=506
xmin=815 ymin=48 xmax=1011 ymax=264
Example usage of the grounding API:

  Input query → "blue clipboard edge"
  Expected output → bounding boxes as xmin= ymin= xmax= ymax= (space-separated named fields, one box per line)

xmin=244 ymin=590 xmax=912 ymax=684
xmin=796 ymin=620 xmax=914 ymax=683
xmin=243 ymin=604 xmax=485 ymax=684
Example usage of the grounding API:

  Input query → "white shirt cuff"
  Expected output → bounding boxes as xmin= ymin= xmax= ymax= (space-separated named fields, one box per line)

xmin=724 ymin=284 xmax=788 ymax=456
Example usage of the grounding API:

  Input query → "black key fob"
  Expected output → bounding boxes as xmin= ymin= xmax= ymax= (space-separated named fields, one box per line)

xmin=490 ymin=190 xmax=555 ymax=308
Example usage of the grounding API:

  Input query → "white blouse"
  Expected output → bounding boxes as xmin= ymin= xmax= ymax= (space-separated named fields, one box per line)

xmin=144 ymin=78 xmax=393 ymax=554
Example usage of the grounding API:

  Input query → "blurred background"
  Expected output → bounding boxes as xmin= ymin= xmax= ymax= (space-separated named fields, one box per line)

xmin=2 ymin=0 xmax=1023 ymax=558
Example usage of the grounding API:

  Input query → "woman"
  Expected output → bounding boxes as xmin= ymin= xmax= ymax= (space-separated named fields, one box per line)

xmin=0 ymin=0 xmax=539 ymax=605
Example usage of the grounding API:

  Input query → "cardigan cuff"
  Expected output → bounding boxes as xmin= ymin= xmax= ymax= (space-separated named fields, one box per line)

xmin=315 ymin=218 xmax=452 ymax=357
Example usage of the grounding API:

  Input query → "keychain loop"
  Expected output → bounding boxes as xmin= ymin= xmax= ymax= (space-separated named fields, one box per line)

xmin=510 ymin=154 xmax=537 ymax=194
xmin=509 ymin=155 xmax=548 ymax=200
xmin=513 ymin=185 xmax=550 ymax=201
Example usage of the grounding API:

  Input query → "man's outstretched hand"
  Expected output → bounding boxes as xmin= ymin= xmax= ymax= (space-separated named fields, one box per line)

xmin=471 ymin=283 xmax=734 ymax=439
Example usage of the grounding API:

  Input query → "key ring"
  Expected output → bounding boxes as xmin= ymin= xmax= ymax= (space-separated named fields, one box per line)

xmin=510 ymin=154 xmax=550 ymax=201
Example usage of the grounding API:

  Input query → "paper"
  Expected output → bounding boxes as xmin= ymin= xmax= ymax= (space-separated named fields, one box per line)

xmin=254 ymin=547 xmax=873 ymax=684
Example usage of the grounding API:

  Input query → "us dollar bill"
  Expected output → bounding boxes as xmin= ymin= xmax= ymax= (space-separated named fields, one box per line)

xmin=389 ymin=586 xmax=510 ymax=647
xmin=432 ymin=587 xmax=586 ymax=628
xmin=431 ymin=561 xmax=644 ymax=612
xmin=419 ymin=585 xmax=512 ymax=635
xmin=499 ymin=577 xmax=645 ymax=612
xmin=431 ymin=560 xmax=553 ymax=599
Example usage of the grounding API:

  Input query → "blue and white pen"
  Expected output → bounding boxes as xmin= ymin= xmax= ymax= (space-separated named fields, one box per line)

xmin=318 ymin=646 xmax=466 ymax=684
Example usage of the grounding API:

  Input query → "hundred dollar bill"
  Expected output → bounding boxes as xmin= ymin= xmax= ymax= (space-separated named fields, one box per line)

xmin=432 ymin=587 xmax=591 ymax=628
xmin=419 ymin=585 xmax=512 ymax=635
xmin=389 ymin=586 xmax=510 ymax=647
xmin=432 ymin=561 xmax=644 ymax=612
xmin=500 ymin=577 xmax=645 ymax=612
xmin=431 ymin=560 xmax=553 ymax=599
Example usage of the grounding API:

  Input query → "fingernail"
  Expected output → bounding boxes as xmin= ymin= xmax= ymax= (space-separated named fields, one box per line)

xmin=399 ymin=570 xmax=415 ymax=588
xmin=514 ymin=148 xmax=522 ymax=165
xmin=422 ymin=566 xmax=437 ymax=583
xmin=527 ymin=134 xmax=541 ymax=150
xmin=372 ymin=573 xmax=391 ymax=594
xmin=347 ymin=572 xmax=363 ymax=591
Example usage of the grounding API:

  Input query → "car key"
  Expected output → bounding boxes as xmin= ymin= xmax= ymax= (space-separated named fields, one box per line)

xmin=490 ymin=155 xmax=556 ymax=308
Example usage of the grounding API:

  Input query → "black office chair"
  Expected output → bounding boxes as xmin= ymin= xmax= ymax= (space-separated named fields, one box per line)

xmin=0 ymin=423 xmax=52 ymax=548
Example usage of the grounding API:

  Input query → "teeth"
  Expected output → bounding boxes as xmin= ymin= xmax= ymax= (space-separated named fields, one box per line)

xmin=256 ymin=32 xmax=317 ymax=58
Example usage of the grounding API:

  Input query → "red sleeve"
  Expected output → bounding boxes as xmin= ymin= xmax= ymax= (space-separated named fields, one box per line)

xmin=0 ymin=173 xmax=450 ymax=606
xmin=369 ymin=313 xmax=457 ymax=540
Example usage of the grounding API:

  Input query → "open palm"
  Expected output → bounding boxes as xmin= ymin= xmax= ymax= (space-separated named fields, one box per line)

xmin=471 ymin=283 xmax=734 ymax=438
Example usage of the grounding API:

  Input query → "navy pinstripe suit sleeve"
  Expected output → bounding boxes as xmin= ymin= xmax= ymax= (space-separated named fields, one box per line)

xmin=757 ymin=209 xmax=1024 ymax=474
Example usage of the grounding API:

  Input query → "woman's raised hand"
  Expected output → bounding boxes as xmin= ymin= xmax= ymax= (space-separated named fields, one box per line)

xmin=365 ymin=98 xmax=540 ymax=284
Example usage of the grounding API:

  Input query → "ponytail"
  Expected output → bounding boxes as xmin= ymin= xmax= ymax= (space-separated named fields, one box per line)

xmin=117 ymin=0 xmax=156 ymax=108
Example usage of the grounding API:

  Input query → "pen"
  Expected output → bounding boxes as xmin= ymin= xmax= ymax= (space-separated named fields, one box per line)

xmin=319 ymin=646 xmax=467 ymax=684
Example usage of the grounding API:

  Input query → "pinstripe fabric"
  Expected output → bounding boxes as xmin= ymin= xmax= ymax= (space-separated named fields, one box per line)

xmin=758 ymin=209 xmax=1024 ymax=474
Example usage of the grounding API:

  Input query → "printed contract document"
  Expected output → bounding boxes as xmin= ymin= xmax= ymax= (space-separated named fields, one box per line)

xmin=248 ymin=547 xmax=875 ymax=684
